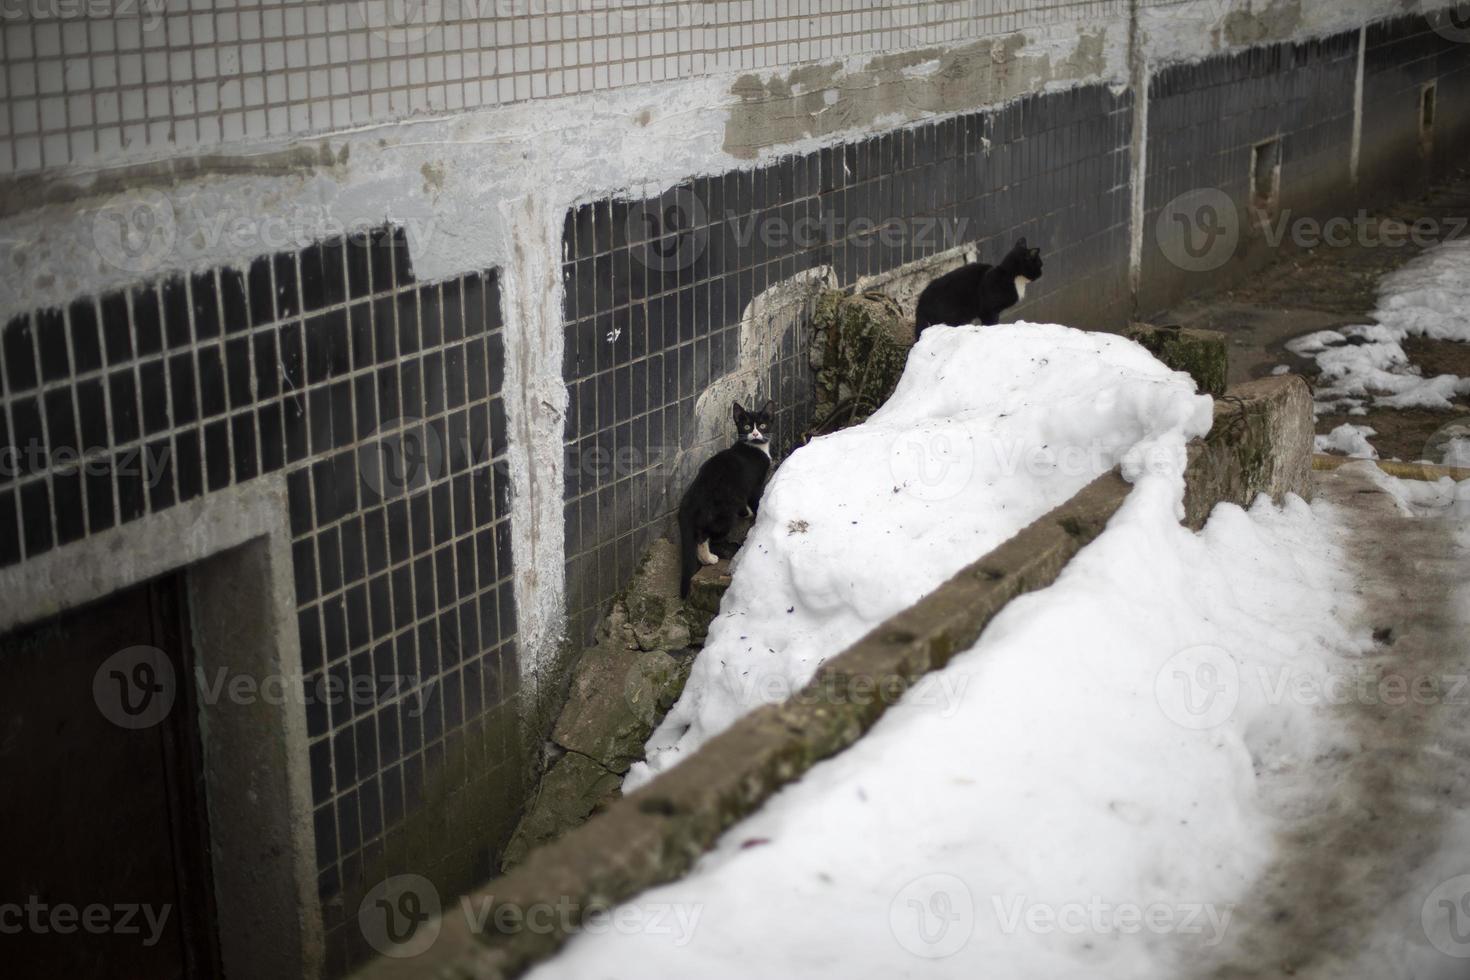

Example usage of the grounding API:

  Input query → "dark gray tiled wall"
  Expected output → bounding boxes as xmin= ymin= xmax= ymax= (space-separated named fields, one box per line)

xmin=0 ymin=228 xmax=521 ymax=976
xmin=1361 ymin=7 xmax=1470 ymax=197
xmin=561 ymin=85 xmax=1134 ymax=643
xmin=1140 ymin=31 xmax=1362 ymax=313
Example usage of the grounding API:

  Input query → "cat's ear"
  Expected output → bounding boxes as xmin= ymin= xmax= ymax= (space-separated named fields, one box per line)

xmin=760 ymin=399 xmax=775 ymax=417
xmin=732 ymin=401 xmax=747 ymax=422
xmin=1016 ymin=237 xmax=1028 ymax=250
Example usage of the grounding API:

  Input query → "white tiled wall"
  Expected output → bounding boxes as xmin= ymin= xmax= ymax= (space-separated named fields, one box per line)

xmin=0 ymin=0 xmax=1127 ymax=176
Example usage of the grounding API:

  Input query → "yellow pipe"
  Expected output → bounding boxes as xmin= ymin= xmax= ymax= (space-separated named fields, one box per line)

xmin=1312 ymin=453 xmax=1470 ymax=483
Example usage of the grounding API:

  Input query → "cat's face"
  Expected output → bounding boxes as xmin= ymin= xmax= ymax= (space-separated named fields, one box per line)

xmin=1011 ymin=238 xmax=1044 ymax=281
xmin=733 ymin=400 xmax=776 ymax=445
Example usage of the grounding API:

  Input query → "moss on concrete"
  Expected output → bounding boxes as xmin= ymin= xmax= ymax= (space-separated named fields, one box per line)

xmin=810 ymin=290 xmax=913 ymax=436
xmin=1184 ymin=376 xmax=1314 ymax=528
xmin=1126 ymin=322 xmax=1230 ymax=397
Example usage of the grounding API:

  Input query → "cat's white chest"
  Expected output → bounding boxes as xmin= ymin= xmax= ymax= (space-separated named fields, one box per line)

xmin=1014 ymin=276 xmax=1030 ymax=300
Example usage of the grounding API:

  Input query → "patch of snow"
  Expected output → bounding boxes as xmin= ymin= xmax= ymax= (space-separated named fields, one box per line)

xmin=1287 ymin=239 xmax=1470 ymax=446
xmin=1377 ymin=238 xmax=1470 ymax=343
xmin=1315 ymin=422 xmax=1378 ymax=459
xmin=625 ymin=323 xmax=1214 ymax=790
xmin=531 ymin=453 xmax=1364 ymax=980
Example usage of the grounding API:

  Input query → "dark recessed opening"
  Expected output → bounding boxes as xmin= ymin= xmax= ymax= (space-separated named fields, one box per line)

xmin=1250 ymin=138 xmax=1282 ymax=215
xmin=1420 ymin=83 xmax=1437 ymax=156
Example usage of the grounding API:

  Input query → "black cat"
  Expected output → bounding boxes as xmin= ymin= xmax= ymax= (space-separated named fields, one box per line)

xmin=678 ymin=400 xmax=774 ymax=598
xmin=914 ymin=238 xmax=1044 ymax=333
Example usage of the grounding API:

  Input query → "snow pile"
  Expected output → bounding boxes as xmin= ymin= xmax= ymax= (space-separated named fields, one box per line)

xmin=626 ymin=323 xmax=1214 ymax=789
xmin=1289 ymin=239 xmax=1470 ymax=420
xmin=1376 ymin=238 xmax=1470 ymax=343
xmin=531 ymin=459 xmax=1364 ymax=980
xmin=1315 ymin=422 xmax=1378 ymax=459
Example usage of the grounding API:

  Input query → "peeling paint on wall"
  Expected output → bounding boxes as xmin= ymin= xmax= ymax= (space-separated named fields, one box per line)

xmin=723 ymin=26 xmax=1124 ymax=159
xmin=1224 ymin=0 xmax=1306 ymax=46
xmin=1138 ymin=0 xmax=1438 ymax=66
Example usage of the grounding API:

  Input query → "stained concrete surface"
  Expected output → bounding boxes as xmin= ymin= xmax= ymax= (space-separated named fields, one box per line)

xmin=1194 ymin=462 xmax=1470 ymax=980
xmin=1158 ymin=172 xmax=1470 ymax=462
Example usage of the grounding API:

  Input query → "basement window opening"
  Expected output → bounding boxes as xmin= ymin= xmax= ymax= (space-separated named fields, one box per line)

xmin=1250 ymin=137 xmax=1282 ymax=217
xmin=1420 ymin=83 xmax=1437 ymax=156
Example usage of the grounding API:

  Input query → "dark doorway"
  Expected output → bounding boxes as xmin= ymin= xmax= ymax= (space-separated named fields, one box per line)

xmin=0 ymin=572 xmax=221 ymax=979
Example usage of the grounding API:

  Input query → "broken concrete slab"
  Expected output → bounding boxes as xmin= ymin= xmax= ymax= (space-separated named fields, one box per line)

xmin=500 ymin=539 xmax=699 ymax=869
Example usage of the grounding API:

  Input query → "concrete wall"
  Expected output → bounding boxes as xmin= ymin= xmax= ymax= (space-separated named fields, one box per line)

xmin=0 ymin=1 xmax=1467 ymax=975
xmin=1361 ymin=11 xmax=1470 ymax=199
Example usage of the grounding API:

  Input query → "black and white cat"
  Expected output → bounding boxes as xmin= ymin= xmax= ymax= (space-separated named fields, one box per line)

xmin=914 ymin=238 xmax=1044 ymax=333
xmin=678 ymin=400 xmax=774 ymax=599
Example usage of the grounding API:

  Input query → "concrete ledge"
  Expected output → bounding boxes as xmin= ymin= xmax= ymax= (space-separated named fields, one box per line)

xmin=1183 ymin=375 xmax=1314 ymax=529
xmin=351 ymin=375 xmax=1314 ymax=980
xmin=1313 ymin=453 xmax=1470 ymax=483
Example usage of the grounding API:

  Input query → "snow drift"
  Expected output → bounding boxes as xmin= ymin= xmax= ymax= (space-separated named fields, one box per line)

xmin=626 ymin=322 xmax=1215 ymax=789
xmin=531 ymin=324 xmax=1368 ymax=979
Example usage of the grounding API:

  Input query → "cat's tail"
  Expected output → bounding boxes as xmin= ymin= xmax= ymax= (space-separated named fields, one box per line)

xmin=678 ymin=502 xmax=698 ymax=600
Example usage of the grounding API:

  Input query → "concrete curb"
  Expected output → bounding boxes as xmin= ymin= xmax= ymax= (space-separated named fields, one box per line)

xmin=1312 ymin=452 xmax=1470 ymax=483
xmin=351 ymin=375 xmax=1314 ymax=980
